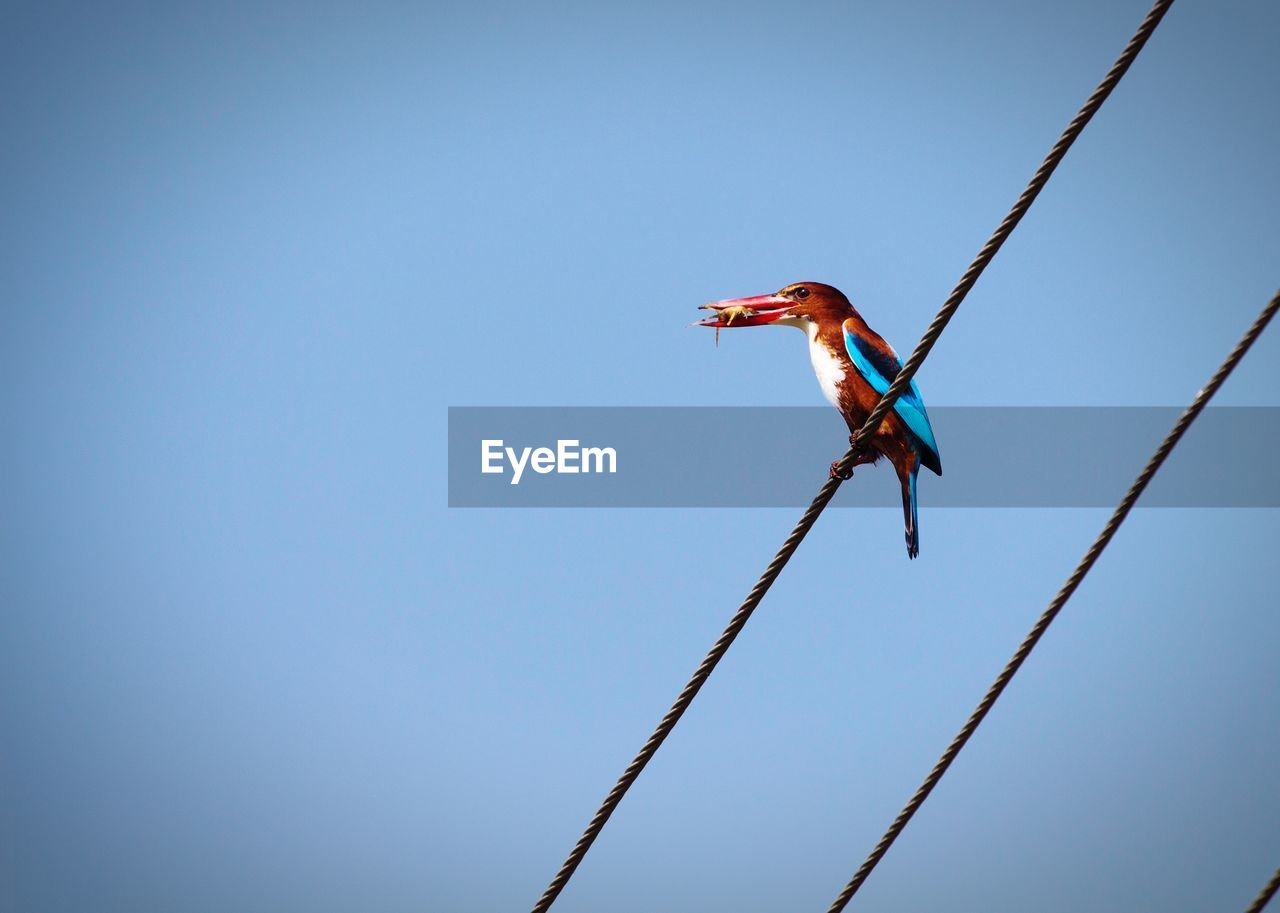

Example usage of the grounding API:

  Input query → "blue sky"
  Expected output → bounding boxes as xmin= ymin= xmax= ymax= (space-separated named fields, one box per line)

xmin=1 ymin=2 xmax=1277 ymax=911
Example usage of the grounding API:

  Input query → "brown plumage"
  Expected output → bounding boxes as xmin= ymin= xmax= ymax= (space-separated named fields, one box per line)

xmin=697 ymin=282 xmax=941 ymax=557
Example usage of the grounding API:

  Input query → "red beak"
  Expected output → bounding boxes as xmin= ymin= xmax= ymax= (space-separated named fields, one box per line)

xmin=694 ymin=294 xmax=797 ymax=328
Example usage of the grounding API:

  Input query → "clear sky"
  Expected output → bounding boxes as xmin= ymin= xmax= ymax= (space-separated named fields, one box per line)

xmin=1 ymin=2 xmax=1277 ymax=912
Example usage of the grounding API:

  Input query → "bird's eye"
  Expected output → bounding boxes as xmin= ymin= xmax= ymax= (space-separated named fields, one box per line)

xmin=794 ymin=287 xmax=811 ymax=300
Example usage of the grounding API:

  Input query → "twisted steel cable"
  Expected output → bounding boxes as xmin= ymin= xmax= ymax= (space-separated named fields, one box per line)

xmin=837 ymin=0 xmax=1174 ymax=474
xmin=824 ymin=289 xmax=1280 ymax=913
xmin=529 ymin=3 xmax=1173 ymax=910
xmin=1244 ymin=866 xmax=1280 ymax=913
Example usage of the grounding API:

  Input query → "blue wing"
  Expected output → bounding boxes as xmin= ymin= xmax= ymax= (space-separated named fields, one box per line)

xmin=843 ymin=325 xmax=942 ymax=475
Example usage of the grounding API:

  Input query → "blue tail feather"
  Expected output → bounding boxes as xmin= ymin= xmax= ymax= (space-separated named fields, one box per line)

xmin=903 ymin=464 xmax=920 ymax=559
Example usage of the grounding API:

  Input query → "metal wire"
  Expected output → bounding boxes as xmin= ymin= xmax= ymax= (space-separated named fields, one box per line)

xmin=528 ymin=3 xmax=1174 ymax=910
xmin=1244 ymin=866 xmax=1280 ymax=913
xmin=824 ymin=289 xmax=1280 ymax=913
xmin=837 ymin=0 xmax=1174 ymax=474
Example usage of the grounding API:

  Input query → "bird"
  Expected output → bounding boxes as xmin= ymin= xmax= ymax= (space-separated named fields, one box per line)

xmin=696 ymin=281 xmax=941 ymax=558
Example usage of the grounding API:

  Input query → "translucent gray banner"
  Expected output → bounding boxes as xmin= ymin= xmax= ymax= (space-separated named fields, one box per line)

xmin=447 ymin=407 xmax=1278 ymax=508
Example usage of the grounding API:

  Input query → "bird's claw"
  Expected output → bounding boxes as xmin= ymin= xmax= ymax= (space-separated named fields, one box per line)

xmin=830 ymin=432 xmax=863 ymax=480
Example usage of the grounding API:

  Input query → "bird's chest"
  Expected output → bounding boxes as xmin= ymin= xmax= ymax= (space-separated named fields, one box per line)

xmin=806 ymin=329 xmax=849 ymax=410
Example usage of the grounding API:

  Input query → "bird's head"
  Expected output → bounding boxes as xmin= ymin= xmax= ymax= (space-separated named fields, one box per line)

xmin=695 ymin=281 xmax=854 ymax=331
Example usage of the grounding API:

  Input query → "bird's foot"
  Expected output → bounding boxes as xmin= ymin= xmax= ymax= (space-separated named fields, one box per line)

xmin=848 ymin=431 xmax=861 ymax=449
xmin=829 ymin=459 xmax=853 ymax=481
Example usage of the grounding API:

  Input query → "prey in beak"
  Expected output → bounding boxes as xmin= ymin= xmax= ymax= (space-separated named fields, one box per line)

xmin=691 ymin=280 xmax=944 ymax=558
xmin=694 ymin=294 xmax=800 ymax=345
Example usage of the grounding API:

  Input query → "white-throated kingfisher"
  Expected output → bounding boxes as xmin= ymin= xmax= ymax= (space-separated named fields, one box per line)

xmin=696 ymin=282 xmax=941 ymax=559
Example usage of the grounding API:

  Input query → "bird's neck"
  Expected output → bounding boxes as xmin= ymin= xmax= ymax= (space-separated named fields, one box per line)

xmin=840 ymin=309 xmax=871 ymax=337
xmin=810 ymin=316 xmax=852 ymax=352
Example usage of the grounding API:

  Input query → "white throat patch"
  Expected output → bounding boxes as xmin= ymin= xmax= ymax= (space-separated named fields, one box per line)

xmin=774 ymin=316 xmax=847 ymax=409
xmin=805 ymin=320 xmax=845 ymax=409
